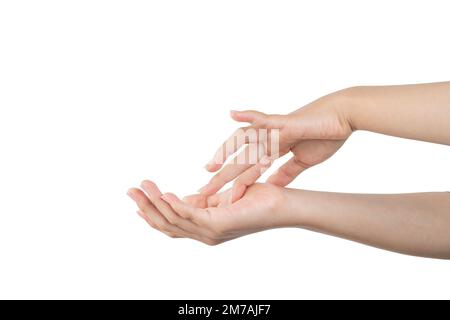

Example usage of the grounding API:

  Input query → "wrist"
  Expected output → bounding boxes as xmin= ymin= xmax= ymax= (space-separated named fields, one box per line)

xmin=333 ymin=86 xmax=365 ymax=133
xmin=278 ymin=187 xmax=310 ymax=228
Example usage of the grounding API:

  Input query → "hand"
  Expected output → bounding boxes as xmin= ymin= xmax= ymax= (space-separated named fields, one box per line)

xmin=127 ymin=180 xmax=287 ymax=245
xmin=199 ymin=89 xmax=354 ymax=198
xmin=127 ymin=180 xmax=450 ymax=258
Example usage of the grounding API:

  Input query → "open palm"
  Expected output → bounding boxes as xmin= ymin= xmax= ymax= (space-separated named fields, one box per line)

xmin=128 ymin=181 xmax=286 ymax=245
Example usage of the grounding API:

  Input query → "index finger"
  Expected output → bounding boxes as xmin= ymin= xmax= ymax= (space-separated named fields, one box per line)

xmin=230 ymin=155 xmax=272 ymax=203
xmin=205 ymin=127 xmax=263 ymax=172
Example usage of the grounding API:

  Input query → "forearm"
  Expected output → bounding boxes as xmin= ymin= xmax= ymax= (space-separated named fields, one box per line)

xmin=341 ymin=82 xmax=450 ymax=145
xmin=282 ymin=189 xmax=450 ymax=259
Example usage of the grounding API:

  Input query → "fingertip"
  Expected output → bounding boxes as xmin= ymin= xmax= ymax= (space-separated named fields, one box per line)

xmin=140 ymin=180 xmax=155 ymax=188
xmin=230 ymin=109 xmax=239 ymax=117
xmin=265 ymin=172 xmax=277 ymax=184
xmin=127 ymin=188 xmax=140 ymax=200
xmin=265 ymin=173 xmax=286 ymax=187
xmin=230 ymin=110 xmax=263 ymax=123
xmin=206 ymin=193 xmax=221 ymax=207
xmin=183 ymin=194 xmax=208 ymax=208
xmin=198 ymin=183 xmax=218 ymax=196
xmin=197 ymin=183 xmax=210 ymax=194
xmin=161 ymin=192 xmax=177 ymax=203
xmin=231 ymin=183 xmax=247 ymax=203
xmin=141 ymin=180 xmax=162 ymax=196
xmin=230 ymin=110 xmax=243 ymax=122
xmin=204 ymin=162 xmax=221 ymax=172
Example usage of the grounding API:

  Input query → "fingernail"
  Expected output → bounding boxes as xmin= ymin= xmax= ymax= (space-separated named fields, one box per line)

xmin=126 ymin=189 xmax=133 ymax=197
xmin=204 ymin=159 xmax=214 ymax=170
xmin=160 ymin=194 xmax=170 ymax=202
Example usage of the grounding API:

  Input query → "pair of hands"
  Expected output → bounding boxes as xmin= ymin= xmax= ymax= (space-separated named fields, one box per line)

xmin=128 ymin=89 xmax=354 ymax=244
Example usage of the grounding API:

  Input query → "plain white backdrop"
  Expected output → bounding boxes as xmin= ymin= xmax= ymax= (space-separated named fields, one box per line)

xmin=1 ymin=1 xmax=449 ymax=299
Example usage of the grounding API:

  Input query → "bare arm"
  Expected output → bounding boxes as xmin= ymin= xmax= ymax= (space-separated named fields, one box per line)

xmin=199 ymin=81 xmax=450 ymax=196
xmin=129 ymin=181 xmax=450 ymax=260
xmin=285 ymin=189 xmax=450 ymax=259
xmin=344 ymin=82 xmax=450 ymax=145
xmin=128 ymin=82 xmax=450 ymax=259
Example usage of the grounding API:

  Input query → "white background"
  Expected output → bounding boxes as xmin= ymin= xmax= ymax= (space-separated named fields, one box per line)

xmin=0 ymin=1 xmax=449 ymax=299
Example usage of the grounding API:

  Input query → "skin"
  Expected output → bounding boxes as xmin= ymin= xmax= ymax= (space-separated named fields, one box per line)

xmin=128 ymin=82 xmax=450 ymax=259
xmin=198 ymin=90 xmax=353 ymax=197
xmin=128 ymin=183 xmax=450 ymax=259
xmin=199 ymin=82 xmax=450 ymax=197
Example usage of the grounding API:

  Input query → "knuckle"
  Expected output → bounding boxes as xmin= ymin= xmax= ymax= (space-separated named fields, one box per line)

xmin=156 ymin=222 xmax=170 ymax=233
xmin=292 ymin=157 xmax=312 ymax=169
xmin=176 ymin=211 xmax=189 ymax=220
xmin=190 ymin=213 xmax=205 ymax=226
xmin=166 ymin=215 xmax=179 ymax=226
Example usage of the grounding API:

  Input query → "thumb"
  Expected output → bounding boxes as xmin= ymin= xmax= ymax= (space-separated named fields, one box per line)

xmin=230 ymin=110 xmax=266 ymax=124
xmin=230 ymin=110 xmax=286 ymax=128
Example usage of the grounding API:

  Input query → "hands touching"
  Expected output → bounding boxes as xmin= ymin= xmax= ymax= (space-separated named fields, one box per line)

xmin=127 ymin=82 xmax=450 ymax=258
xmin=127 ymin=179 xmax=450 ymax=258
xmin=198 ymin=82 xmax=450 ymax=200
xmin=127 ymin=181 xmax=288 ymax=245
xmin=126 ymin=89 xmax=355 ymax=245
xmin=199 ymin=89 xmax=354 ymax=200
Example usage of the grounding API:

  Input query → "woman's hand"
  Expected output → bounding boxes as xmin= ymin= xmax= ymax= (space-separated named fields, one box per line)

xmin=200 ymin=82 xmax=450 ymax=200
xmin=127 ymin=180 xmax=288 ymax=245
xmin=199 ymin=89 xmax=354 ymax=198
